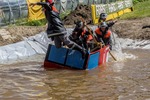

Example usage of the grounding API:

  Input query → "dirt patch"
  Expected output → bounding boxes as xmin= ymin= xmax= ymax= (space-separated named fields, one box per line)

xmin=63 ymin=4 xmax=93 ymax=25
xmin=112 ymin=17 xmax=150 ymax=40
xmin=0 ymin=26 xmax=46 ymax=46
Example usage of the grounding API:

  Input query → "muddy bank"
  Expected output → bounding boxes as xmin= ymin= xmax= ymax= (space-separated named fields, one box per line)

xmin=0 ymin=17 xmax=150 ymax=46
xmin=0 ymin=26 xmax=46 ymax=46
xmin=112 ymin=17 xmax=150 ymax=40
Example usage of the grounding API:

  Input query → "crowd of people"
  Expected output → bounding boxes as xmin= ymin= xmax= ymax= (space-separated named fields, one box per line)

xmin=30 ymin=0 xmax=117 ymax=58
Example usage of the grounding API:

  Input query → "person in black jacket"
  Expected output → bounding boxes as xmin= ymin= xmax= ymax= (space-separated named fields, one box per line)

xmin=30 ymin=0 xmax=69 ymax=48
xmin=30 ymin=0 xmax=88 ymax=57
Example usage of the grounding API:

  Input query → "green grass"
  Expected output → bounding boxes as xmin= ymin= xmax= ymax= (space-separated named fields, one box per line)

xmin=59 ymin=10 xmax=71 ymax=19
xmin=120 ymin=0 xmax=150 ymax=19
xmin=14 ymin=18 xmax=47 ymax=26
xmin=14 ymin=11 xmax=70 ymax=26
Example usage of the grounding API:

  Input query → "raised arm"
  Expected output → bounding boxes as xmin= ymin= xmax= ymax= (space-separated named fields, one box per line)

xmin=30 ymin=2 xmax=51 ymax=7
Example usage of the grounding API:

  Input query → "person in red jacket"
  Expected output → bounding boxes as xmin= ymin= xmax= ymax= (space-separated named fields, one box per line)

xmin=95 ymin=22 xmax=112 ymax=50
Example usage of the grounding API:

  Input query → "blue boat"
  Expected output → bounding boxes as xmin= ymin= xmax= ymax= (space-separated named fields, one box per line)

xmin=44 ymin=44 xmax=110 ymax=70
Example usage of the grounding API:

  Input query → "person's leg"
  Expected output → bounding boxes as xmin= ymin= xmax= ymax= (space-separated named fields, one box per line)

xmin=54 ymin=34 xmax=71 ymax=48
xmin=54 ymin=36 xmax=62 ymax=48
xmin=54 ymin=34 xmax=88 ymax=58
xmin=63 ymin=34 xmax=88 ymax=58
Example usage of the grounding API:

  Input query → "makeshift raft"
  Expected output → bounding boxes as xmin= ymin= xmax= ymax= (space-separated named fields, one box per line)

xmin=44 ymin=44 xmax=109 ymax=70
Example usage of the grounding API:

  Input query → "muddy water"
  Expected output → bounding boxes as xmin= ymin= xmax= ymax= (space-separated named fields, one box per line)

xmin=0 ymin=49 xmax=150 ymax=100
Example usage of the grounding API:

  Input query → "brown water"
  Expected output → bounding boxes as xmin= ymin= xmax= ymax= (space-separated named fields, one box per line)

xmin=0 ymin=49 xmax=150 ymax=100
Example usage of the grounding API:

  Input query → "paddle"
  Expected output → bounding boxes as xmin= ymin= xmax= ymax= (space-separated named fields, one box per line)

xmin=100 ymin=38 xmax=117 ymax=61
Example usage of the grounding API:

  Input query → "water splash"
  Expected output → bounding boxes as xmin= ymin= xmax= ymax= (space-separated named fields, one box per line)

xmin=110 ymin=33 xmax=138 ymax=61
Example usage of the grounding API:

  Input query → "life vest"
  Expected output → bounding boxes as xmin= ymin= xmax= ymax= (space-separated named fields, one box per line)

xmin=95 ymin=28 xmax=111 ymax=38
xmin=44 ymin=5 xmax=58 ymax=12
xmin=81 ymin=30 xmax=93 ymax=41
xmin=52 ymin=6 xmax=58 ymax=12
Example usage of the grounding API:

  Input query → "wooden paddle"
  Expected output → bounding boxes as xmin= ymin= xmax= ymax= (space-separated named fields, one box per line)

xmin=99 ymin=38 xmax=117 ymax=61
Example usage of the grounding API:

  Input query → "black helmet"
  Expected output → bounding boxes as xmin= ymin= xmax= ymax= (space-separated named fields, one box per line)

xmin=75 ymin=21 xmax=83 ymax=29
xmin=100 ymin=22 xmax=108 ymax=28
xmin=100 ymin=13 xmax=107 ymax=20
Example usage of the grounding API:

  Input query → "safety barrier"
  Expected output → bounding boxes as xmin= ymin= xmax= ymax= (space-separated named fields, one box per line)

xmin=91 ymin=0 xmax=133 ymax=24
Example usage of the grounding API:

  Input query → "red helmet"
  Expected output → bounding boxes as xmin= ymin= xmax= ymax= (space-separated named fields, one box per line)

xmin=47 ymin=0 xmax=54 ymax=4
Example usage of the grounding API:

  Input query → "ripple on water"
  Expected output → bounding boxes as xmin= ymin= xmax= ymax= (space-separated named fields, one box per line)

xmin=0 ymin=50 xmax=150 ymax=100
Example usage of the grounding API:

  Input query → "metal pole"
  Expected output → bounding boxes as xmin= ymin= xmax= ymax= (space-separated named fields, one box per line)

xmin=7 ymin=0 xmax=14 ymax=24
xmin=17 ymin=0 xmax=21 ymax=18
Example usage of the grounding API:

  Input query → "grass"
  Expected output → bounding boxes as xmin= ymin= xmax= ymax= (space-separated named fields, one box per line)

xmin=59 ymin=10 xmax=71 ymax=19
xmin=14 ymin=18 xmax=47 ymax=26
xmin=120 ymin=0 xmax=150 ymax=19
xmin=13 ymin=11 xmax=70 ymax=26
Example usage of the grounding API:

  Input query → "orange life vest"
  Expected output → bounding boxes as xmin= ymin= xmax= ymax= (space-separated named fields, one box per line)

xmin=95 ymin=28 xmax=111 ymax=38
xmin=52 ymin=6 xmax=58 ymax=12
xmin=44 ymin=5 xmax=58 ymax=12
xmin=81 ymin=30 xmax=93 ymax=41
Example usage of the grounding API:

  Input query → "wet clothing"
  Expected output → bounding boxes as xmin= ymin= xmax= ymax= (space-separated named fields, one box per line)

xmin=33 ymin=2 xmax=88 ymax=57
xmin=95 ymin=28 xmax=112 ymax=50
xmin=36 ymin=2 xmax=66 ymax=36
xmin=35 ymin=2 xmax=70 ymax=48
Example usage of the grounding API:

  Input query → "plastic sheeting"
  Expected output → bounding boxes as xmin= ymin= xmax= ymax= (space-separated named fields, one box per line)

xmin=0 ymin=28 xmax=73 ymax=63
xmin=0 ymin=31 xmax=52 ymax=63
xmin=0 ymin=26 xmax=95 ymax=63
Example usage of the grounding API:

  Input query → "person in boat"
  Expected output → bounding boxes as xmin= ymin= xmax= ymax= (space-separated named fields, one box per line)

xmin=98 ymin=13 xmax=117 ymax=29
xmin=29 ymin=0 xmax=70 ymax=48
xmin=94 ymin=22 xmax=112 ymax=50
xmin=69 ymin=20 xmax=93 ymax=50
xmin=30 ymin=0 xmax=88 ymax=57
